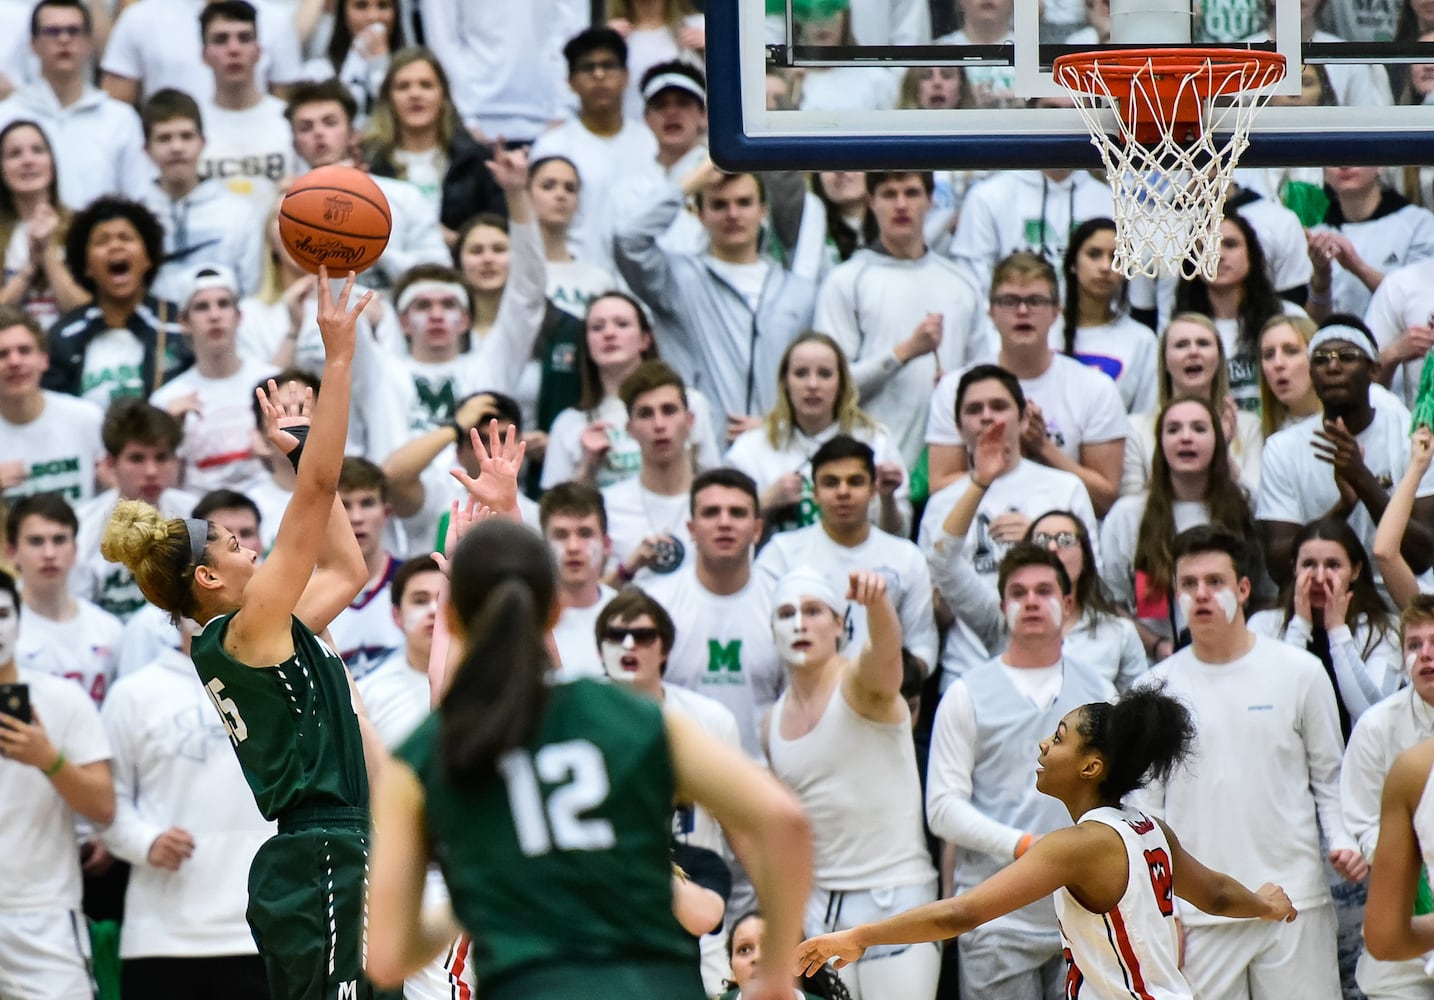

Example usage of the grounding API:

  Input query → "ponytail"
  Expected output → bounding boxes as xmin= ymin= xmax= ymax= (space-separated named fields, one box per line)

xmin=1078 ymin=685 xmax=1195 ymax=803
xmin=438 ymin=520 xmax=557 ymax=784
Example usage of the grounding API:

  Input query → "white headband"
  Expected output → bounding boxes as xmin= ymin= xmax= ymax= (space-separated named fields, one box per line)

xmin=642 ymin=72 xmax=706 ymax=106
xmin=1308 ymin=325 xmax=1377 ymax=362
xmin=397 ymin=280 xmax=470 ymax=316
xmin=773 ymin=568 xmax=844 ymax=616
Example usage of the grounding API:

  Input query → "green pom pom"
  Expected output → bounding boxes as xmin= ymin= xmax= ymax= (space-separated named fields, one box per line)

xmin=1417 ymin=866 xmax=1434 ymax=916
xmin=1281 ymin=181 xmax=1330 ymax=228
xmin=1413 ymin=355 xmax=1434 ymax=433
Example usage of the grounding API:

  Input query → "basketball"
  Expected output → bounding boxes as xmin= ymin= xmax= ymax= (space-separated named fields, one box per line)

xmin=278 ymin=166 xmax=392 ymax=275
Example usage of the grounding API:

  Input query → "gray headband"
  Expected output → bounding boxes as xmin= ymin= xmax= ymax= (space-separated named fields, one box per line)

xmin=185 ymin=518 xmax=209 ymax=567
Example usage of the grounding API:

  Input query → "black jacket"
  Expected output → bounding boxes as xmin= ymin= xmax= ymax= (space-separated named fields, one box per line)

xmin=367 ymin=130 xmax=507 ymax=232
xmin=43 ymin=296 xmax=193 ymax=398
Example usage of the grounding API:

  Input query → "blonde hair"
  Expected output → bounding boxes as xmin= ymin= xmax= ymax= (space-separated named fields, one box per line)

xmin=100 ymin=500 xmax=208 ymax=621
xmin=1157 ymin=312 xmax=1233 ymax=411
xmin=763 ymin=332 xmax=876 ymax=447
xmin=1256 ymin=313 xmax=1318 ymax=438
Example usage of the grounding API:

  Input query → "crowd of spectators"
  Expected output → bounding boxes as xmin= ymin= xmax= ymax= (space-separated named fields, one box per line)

xmin=3 ymin=0 xmax=1434 ymax=998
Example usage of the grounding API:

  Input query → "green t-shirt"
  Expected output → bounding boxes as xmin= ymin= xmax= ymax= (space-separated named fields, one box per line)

xmin=396 ymin=679 xmax=697 ymax=990
xmin=191 ymin=613 xmax=369 ymax=820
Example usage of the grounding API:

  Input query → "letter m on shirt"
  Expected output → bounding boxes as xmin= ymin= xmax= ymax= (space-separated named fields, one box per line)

xmin=707 ymin=639 xmax=743 ymax=674
xmin=338 ymin=981 xmax=357 ymax=1000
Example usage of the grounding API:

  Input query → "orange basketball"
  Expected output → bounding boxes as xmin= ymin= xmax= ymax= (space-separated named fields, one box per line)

xmin=278 ymin=166 xmax=392 ymax=275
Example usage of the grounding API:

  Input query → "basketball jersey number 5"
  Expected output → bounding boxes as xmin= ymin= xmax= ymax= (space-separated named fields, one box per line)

xmin=499 ymin=739 xmax=617 ymax=857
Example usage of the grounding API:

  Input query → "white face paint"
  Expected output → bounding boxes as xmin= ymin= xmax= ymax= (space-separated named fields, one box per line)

xmin=1407 ymin=651 xmax=1420 ymax=677
xmin=600 ymin=634 xmax=639 ymax=682
xmin=1177 ymin=588 xmax=1240 ymax=625
xmin=772 ymin=613 xmax=807 ymax=665
xmin=402 ymin=599 xmax=438 ymax=634
xmin=1215 ymin=588 xmax=1239 ymax=623
xmin=1046 ymin=596 xmax=1065 ymax=628
xmin=0 ymin=595 xmax=16 ymax=666
xmin=1005 ymin=600 xmax=1022 ymax=633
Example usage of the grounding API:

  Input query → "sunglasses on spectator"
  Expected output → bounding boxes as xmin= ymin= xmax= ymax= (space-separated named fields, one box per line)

xmin=602 ymin=627 xmax=661 ymax=646
xmin=1310 ymin=349 xmax=1367 ymax=367
xmin=1032 ymin=531 xmax=1080 ymax=550
xmin=991 ymin=294 xmax=1057 ymax=311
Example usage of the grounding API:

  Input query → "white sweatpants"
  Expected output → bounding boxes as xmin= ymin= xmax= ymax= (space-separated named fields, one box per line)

xmin=805 ymin=880 xmax=942 ymax=1000
xmin=1182 ymin=904 xmax=1341 ymax=1000
xmin=0 ymin=908 xmax=93 ymax=1000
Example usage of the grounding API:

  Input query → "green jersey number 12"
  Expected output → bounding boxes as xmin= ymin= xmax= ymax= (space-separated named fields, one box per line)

xmin=498 ymin=739 xmax=616 ymax=857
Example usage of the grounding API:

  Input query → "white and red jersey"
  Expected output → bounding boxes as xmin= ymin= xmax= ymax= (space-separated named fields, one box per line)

xmin=1054 ymin=806 xmax=1192 ymax=1000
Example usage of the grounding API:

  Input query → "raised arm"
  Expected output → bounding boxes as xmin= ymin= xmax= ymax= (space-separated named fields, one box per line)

xmin=477 ymin=145 xmax=548 ymax=389
xmin=228 ymin=271 xmax=373 ymax=664
xmin=795 ymin=825 xmax=1096 ymax=975
xmin=844 ymin=571 xmax=906 ymax=717
xmin=1366 ymin=742 xmax=1434 ymax=962
xmin=1373 ymin=427 xmax=1432 ymax=610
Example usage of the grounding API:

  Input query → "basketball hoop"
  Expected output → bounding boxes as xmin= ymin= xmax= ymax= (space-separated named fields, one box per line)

xmin=1053 ymin=48 xmax=1286 ymax=281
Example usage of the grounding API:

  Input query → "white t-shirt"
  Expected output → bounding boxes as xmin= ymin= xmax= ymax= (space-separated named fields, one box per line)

xmin=1365 ymin=256 xmax=1434 ymax=409
xmin=150 ymin=360 xmax=277 ymax=495
xmin=354 ymin=648 xmax=431 ymax=749
xmin=546 ymin=258 xmax=614 ymax=321
xmin=1120 ymin=407 xmax=1264 ymax=497
xmin=0 ymin=391 xmax=104 ymax=504
xmin=80 ymin=327 xmax=146 ymax=408
xmin=601 ymin=477 xmax=694 ymax=584
xmin=1257 ymin=403 xmax=1434 ymax=596
xmin=102 ymin=0 xmax=303 ymax=98
xmin=641 ymin=568 xmax=783 ymax=758
xmin=1100 ymin=495 xmax=1212 ymax=640
xmin=1047 ymin=313 xmax=1159 ymax=414
xmin=550 ymin=584 xmax=616 ymax=682
xmin=0 ymin=668 xmax=110 ymax=910
xmin=755 ymin=523 xmax=939 ymax=670
xmin=925 ymin=353 xmax=1129 ymax=466
xmin=704 ymin=257 xmax=768 ymax=312
xmin=1132 ymin=635 xmax=1355 ymax=922
xmin=541 ymin=391 xmax=721 ymax=490
xmin=197 ymin=96 xmax=297 ymax=208
xmin=391 ymin=146 xmax=444 ymax=211
xmin=15 ymin=599 xmax=124 ymax=709
xmin=528 ymin=118 xmax=658 ymax=272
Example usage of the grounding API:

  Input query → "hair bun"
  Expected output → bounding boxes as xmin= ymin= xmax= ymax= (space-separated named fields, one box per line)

xmin=99 ymin=500 xmax=170 ymax=570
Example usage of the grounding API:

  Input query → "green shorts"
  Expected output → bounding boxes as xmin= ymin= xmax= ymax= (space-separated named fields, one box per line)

xmin=490 ymin=958 xmax=705 ymax=1000
xmin=246 ymin=805 xmax=402 ymax=1000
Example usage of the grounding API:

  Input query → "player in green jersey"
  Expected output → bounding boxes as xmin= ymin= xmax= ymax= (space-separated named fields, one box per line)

xmin=100 ymin=269 xmax=398 ymax=1000
xmin=365 ymin=516 xmax=814 ymax=1000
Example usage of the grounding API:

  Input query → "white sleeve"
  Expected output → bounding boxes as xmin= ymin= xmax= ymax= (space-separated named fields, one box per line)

xmin=753 ymin=536 xmax=791 ymax=592
xmin=1363 ymin=272 xmax=1406 ymax=349
xmin=1120 ymin=417 xmax=1154 ymax=496
xmin=1340 ymin=709 xmax=1389 ymax=861
xmin=376 ymin=185 xmax=449 ymax=283
xmin=1080 ymin=372 xmax=1130 ymax=444
xmin=1100 ymin=500 xmax=1137 ymax=610
xmin=926 ymin=530 xmax=1003 ymax=653
xmin=1300 ymin=662 xmax=1359 ymax=855
xmin=480 ymin=218 xmax=548 ymax=389
xmin=947 ymin=187 xmax=1000 ymax=294
xmin=789 ymin=191 xmax=832 ymax=283
xmin=99 ymin=6 xmax=144 ymax=79
xmin=925 ymin=372 xmax=961 ymax=447
xmin=612 ymin=182 xmax=685 ymax=317
xmin=116 ymin=108 xmax=154 ymax=200
xmin=1323 ymin=623 xmax=1405 ymax=721
xmin=98 ymin=689 xmax=164 ymax=867
xmin=417 ymin=0 xmax=466 ymax=114
xmin=925 ymin=680 xmax=1026 ymax=859
xmin=814 ymin=265 xmax=903 ymax=396
xmin=50 ymin=682 xmax=110 ymax=766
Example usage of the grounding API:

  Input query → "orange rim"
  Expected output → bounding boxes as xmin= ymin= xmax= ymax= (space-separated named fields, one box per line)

xmin=1053 ymin=47 xmax=1287 ymax=143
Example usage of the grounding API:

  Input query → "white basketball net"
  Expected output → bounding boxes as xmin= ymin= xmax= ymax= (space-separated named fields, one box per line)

xmin=1055 ymin=53 xmax=1286 ymax=281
